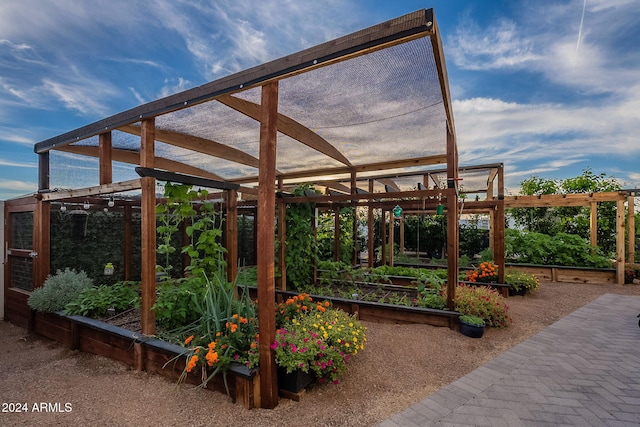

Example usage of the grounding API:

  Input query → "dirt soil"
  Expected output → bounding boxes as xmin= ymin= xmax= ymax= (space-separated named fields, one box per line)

xmin=2 ymin=280 xmax=639 ymax=427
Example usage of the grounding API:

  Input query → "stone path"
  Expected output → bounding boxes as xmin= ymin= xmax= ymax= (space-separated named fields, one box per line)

xmin=379 ymin=293 xmax=640 ymax=426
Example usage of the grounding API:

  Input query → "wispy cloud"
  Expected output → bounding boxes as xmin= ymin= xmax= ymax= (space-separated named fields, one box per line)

xmin=0 ymin=179 xmax=36 ymax=191
xmin=0 ymin=158 xmax=36 ymax=168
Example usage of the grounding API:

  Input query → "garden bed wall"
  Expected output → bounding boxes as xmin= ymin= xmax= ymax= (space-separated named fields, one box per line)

xmin=395 ymin=262 xmax=617 ymax=284
xmin=505 ymin=264 xmax=616 ymax=284
xmin=268 ymin=288 xmax=460 ymax=329
xmin=27 ymin=311 xmax=260 ymax=409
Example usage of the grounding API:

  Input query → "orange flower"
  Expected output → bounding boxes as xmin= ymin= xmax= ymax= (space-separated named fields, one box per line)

xmin=205 ymin=350 xmax=218 ymax=366
xmin=184 ymin=335 xmax=194 ymax=345
xmin=186 ymin=355 xmax=198 ymax=372
xmin=207 ymin=341 xmax=216 ymax=351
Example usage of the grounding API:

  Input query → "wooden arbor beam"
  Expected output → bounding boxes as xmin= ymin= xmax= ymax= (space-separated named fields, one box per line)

xmin=218 ymin=94 xmax=352 ymax=167
xmin=55 ymin=145 xmax=225 ymax=181
xmin=257 ymin=82 xmax=279 ymax=409
xmin=99 ymin=132 xmax=112 ymax=185
xmin=119 ymin=124 xmax=261 ymax=169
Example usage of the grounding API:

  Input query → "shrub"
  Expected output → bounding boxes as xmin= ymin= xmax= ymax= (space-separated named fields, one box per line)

xmin=64 ymin=281 xmax=140 ymax=318
xmin=455 ymin=284 xmax=511 ymax=328
xmin=504 ymin=270 xmax=540 ymax=293
xmin=153 ymin=277 xmax=207 ymax=329
xmin=459 ymin=314 xmax=485 ymax=326
xmin=28 ymin=268 xmax=93 ymax=313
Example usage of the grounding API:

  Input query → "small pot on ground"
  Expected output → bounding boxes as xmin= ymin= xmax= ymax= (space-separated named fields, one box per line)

xmin=458 ymin=315 xmax=485 ymax=338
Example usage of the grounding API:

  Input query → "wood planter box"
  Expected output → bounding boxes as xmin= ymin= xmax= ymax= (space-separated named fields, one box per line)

xmin=505 ymin=263 xmax=616 ymax=284
xmin=269 ymin=288 xmax=460 ymax=328
xmin=29 ymin=311 xmax=260 ymax=409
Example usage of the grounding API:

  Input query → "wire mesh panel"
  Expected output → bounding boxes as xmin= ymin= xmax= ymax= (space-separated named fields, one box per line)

xmin=10 ymin=257 xmax=33 ymax=292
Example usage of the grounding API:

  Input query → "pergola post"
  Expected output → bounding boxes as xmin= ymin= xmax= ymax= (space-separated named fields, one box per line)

xmin=257 ymin=82 xmax=279 ymax=409
xmin=140 ymin=118 xmax=156 ymax=335
xmin=445 ymin=124 xmax=458 ymax=313
xmin=616 ymin=199 xmax=625 ymax=285
xmin=590 ymin=201 xmax=597 ymax=248
xmin=389 ymin=211 xmax=395 ymax=267
xmin=277 ymin=177 xmax=286 ymax=290
xmin=99 ymin=131 xmax=112 ymax=185
xmin=226 ymin=189 xmax=238 ymax=284
xmin=495 ymin=164 xmax=505 ymax=284
xmin=367 ymin=179 xmax=374 ymax=268
xmin=627 ymin=195 xmax=635 ymax=264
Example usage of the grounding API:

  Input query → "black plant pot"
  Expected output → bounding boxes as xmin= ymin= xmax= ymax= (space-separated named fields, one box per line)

xmin=459 ymin=321 xmax=485 ymax=338
xmin=277 ymin=366 xmax=315 ymax=393
xmin=508 ymin=286 xmax=527 ymax=297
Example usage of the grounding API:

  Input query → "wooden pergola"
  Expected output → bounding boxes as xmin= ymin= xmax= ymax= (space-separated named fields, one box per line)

xmin=10 ymin=9 xmax=459 ymax=408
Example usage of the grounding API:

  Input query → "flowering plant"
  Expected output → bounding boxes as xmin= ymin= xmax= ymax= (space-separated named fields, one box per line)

xmin=465 ymin=261 xmax=498 ymax=283
xmin=167 ymin=275 xmax=259 ymax=389
xmin=455 ymin=284 xmax=511 ymax=328
xmin=271 ymin=295 xmax=366 ymax=384
xmin=504 ymin=270 xmax=540 ymax=292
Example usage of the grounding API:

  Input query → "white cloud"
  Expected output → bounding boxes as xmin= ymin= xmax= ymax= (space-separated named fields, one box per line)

xmin=0 ymin=179 xmax=36 ymax=191
xmin=0 ymin=158 xmax=36 ymax=168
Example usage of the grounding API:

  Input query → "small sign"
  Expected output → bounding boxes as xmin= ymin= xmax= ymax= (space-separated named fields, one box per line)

xmin=393 ymin=205 xmax=403 ymax=218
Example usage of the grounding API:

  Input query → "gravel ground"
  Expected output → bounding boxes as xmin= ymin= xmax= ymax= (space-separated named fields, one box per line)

xmin=1 ymin=280 xmax=639 ymax=427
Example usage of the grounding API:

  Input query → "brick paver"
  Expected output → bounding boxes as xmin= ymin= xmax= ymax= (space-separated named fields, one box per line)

xmin=379 ymin=293 xmax=640 ymax=427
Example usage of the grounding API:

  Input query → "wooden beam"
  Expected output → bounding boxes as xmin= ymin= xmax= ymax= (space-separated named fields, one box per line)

xmin=34 ymin=200 xmax=50 ymax=288
xmin=628 ymin=196 xmax=635 ymax=264
xmin=123 ymin=205 xmax=132 ymax=281
xmin=218 ymin=95 xmax=352 ymax=166
xmin=226 ymin=189 xmax=238 ymax=284
xmin=257 ymin=82 xmax=279 ymax=409
xmin=55 ymin=145 xmax=225 ymax=181
xmin=445 ymin=124 xmax=458 ymax=313
xmin=277 ymin=177 xmax=286 ymax=291
xmin=140 ymin=118 xmax=156 ymax=335
xmin=119 ymin=124 xmax=261 ymax=169
xmin=495 ymin=165 xmax=505 ymax=284
xmin=368 ymin=179 xmax=374 ymax=268
xmin=38 ymin=152 xmax=49 ymax=192
xmin=377 ymin=178 xmax=400 ymax=191
xmin=135 ymin=167 xmax=239 ymax=190
xmin=99 ymin=132 xmax=112 ymax=185
xmin=230 ymin=154 xmax=448 ymax=184
xmin=616 ymin=199 xmax=625 ymax=285
xmin=40 ymin=179 xmax=142 ymax=201
xmin=505 ymin=192 xmax=626 ymax=208
xmin=590 ymin=202 xmax=598 ymax=247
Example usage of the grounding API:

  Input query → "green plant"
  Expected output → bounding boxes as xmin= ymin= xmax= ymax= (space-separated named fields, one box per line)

xmin=153 ymin=277 xmax=207 ymax=329
xmin=28 ymin=268 xmax=94 ymax=313
xmin=459 ymin=314 xmax=485 ymax=326
xmin=166 ymin=272 xmax=259 ymax=392
xmin=271 ymin=304 xmax=366 ymax=384
xmin=284 ymin=185 xmax=318 ymax=290
xmin=505 ymin=229 xmax=613 ymax=268
xmin=455 ymin=284 xmax=511 ymax=328
xmin=504 ymin=270 xmax=540 ymax=293
xmin=64 ymin=281 xmax=141 ymax=318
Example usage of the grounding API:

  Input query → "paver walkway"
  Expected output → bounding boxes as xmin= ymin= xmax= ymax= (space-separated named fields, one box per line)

xmin=379 ymin=293 xmax=640 ymax=426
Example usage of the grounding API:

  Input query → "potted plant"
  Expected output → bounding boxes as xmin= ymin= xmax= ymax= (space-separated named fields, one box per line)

xmin=458 ymin=314 xmax=485 ymax=338
xmin=271 ymin=294 xmax=366 ymax=392
xmin=504 ymin=270 xmax=540 ymax=296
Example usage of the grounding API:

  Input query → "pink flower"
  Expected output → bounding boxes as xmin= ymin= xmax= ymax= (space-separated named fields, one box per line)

xmin=290 ymin=344 xmax=297 ymax=353
xmin=270 ymin=341 xmax=278 ymax=350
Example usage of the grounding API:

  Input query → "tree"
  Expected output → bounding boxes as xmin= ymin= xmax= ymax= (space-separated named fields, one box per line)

xmin=507 ymin=168 xmax=622 ymax=255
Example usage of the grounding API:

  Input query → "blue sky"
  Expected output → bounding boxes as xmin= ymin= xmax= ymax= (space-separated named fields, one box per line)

xmin=1 ymin=0 xmax=639 ymax=200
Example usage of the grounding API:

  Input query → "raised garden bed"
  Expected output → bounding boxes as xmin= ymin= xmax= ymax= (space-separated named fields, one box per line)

xmin=28 ymin=311 xmax=260 ymax=409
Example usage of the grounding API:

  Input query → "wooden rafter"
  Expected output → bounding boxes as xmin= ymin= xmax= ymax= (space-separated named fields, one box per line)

xmin=119 ymin=124 xmax=261 ymax=169
xmin=229 ymin=154 xmax=448 ymax=185
xmin=40 ymin=179 xmax=142 ymax=201
xmin=217 ymin=94 xmax=352 ymax=167
xmin=55 ymin=145 xmax=225 ymax=181
xmin=505 ymin=192 xmax=626 ymax=208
